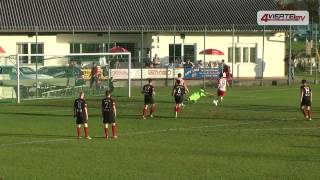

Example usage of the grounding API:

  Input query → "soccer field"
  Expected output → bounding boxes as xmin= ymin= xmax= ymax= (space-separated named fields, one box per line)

xmin=0 ymin=85 xmax=319 ymax=180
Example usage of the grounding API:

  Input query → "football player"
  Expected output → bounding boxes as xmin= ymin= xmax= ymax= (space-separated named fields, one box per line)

xmin=213 ymin=73 xmax=229 ymax=106
xmin=73 ymin=91 xmax=91 ymax=139
xmin=300 ymin=79 xmax=312 ymax=121
xmin=101 ymin=90 xmax=117 ymax=139
xmin=142 ymin=79 xmax=156 ymax=119
xmin=172 ymin=79 xmax=186 ymax=118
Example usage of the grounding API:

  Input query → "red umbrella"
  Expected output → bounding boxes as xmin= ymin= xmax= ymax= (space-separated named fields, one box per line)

xmin=110 ymin=46 xmax=128 ymax=53
xmin=199 ymin=48 xmax=224 ymax=55
xmin=0 ymin=46 xmax=6 ymax=53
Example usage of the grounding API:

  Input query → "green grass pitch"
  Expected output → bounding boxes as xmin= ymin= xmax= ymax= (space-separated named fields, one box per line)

xmin=0 ymin=85 xmax=320 ymax=180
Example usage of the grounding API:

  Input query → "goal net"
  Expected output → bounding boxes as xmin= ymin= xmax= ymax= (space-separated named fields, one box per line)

xmin=12 ymin=52 xmax=131 ymax=103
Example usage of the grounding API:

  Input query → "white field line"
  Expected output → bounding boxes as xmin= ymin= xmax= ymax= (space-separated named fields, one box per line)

xmin=200 ymin=126 xmax=320 ymax=133
xmin=0 ymin=138 xmax=74 ymax=147
xmin=0 ymin=119 xmax=316 ymax=148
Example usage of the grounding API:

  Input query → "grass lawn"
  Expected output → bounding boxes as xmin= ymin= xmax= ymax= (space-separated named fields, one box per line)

xmin=0 ymin=85 xmax=320 ymax=180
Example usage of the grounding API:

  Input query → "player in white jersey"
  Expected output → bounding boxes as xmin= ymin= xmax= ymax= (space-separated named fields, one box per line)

xmin=213 ymin=73 xmax=229 ymax=106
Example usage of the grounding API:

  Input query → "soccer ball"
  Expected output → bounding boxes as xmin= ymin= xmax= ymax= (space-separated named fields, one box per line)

xmin=213 ymin=100 xmax=218 ymax=106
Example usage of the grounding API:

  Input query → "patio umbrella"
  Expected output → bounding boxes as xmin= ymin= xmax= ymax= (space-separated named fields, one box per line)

xmin=199 ymin=48 xmax=224 ymax=55
xmin=199 ymin=48 xmax=224 ymax=62
xmin=0 ymin=46 xmax=6 ymax=58
xmin=110 ymin=46 xmax=128 ymax=53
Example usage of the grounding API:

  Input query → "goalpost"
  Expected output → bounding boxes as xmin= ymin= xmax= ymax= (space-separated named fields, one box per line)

xmin=16 ymin=52 xmax=132 ymax=103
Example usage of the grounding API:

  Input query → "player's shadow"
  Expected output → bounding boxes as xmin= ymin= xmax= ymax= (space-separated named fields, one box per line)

xmin=0 ymin=132 xmax=74 ymax=139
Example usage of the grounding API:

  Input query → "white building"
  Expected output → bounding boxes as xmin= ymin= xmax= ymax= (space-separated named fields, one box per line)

xmin=0 ymin=0 xmax=286 ymax=79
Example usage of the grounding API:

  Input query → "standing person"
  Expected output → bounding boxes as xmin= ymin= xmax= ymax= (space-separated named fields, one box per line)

xmin=176 ymin=73 xmax=189 ymax=93
xmin=213 ymin=73 xmax=229 ymax=106
xmin=73 ymin=91 xmax=91 ymax=139
xmin=142 ymin=79 xmax=156 ymax=119
xmin=219 ymin=60 xmax=226 ymax=75
xmin=197 ymin=60 xmax=204 ymax=69
xmin=101 ymin=90 xmax=118 ymax=139
xmin=66 ymin=61 xmax=74 ymax=87
xmin=153 ymin=54 xmax=161 ymax=68
xmin=184 ymin=59 xmax=194 ymax=68
xmin=89 ymin=62 xmax=98 ymax=88
xmin=172 ymin=79 xmax=185 ymax=118
xmin=175 ymin=73 xmax=189 ymax=107
xmin=300 ymin=79 xmax=312 ymax=121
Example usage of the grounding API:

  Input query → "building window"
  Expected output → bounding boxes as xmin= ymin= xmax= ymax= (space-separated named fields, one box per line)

xmin=184 ymin=45 xmax=195 ymax=62
xmin=169 ymin=44 xmax=182 ymax=63
xmin=169 ymin=44 xmax=196 ymax=64
xmin=17 ymin=43 xmax=44 ymax=64
xmin=17 ymin=43 xmax=28 ymax=64
xmin=235 ymin=47 xmax=241 ymax=63
xmin=31 ymin=43 xmax=44 ymax=64
xmin=70 ymin=43 xmax=135 ymax=63
xmin=243 ymin=47 xmax=249 ymax=63
xmin=82 ymin=43 xmax=102 ymax=53
xmin=228 ymin=47 xmax=232 ymax=63
xmin=250 ymin=47 xmax=257 ymax=63
xmin=70 ymin=43 xmax=102 ymax=62
xmin=70 ymin=43 xmax=81 ymax=53
xmin=228 ymin=46 xmax=256 ymax=63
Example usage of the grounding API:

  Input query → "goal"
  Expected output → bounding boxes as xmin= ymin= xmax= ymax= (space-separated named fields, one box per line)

xmin=15 ymin=52 xmax=132 ymax=103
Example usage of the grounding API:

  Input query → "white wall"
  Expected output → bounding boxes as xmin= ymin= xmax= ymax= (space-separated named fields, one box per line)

xmin=0 ymin=32 xmax=285 ymax=78
xmin=151 ymin=32 xmax=286 ymax=78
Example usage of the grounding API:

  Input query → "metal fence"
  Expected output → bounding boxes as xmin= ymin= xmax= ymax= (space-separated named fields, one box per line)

xmin=0 ymin=24 xmax=317 ymax=102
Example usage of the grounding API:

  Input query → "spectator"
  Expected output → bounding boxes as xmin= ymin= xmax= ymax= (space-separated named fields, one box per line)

xmin=219 ymin=59 xmax=226 ymax=75
xmin=103 ymin=64 xmax=109 ymax=78
xmin=66 ymin=61 xmax=74 ymax=87
xmin=184 ymin=59 xmax=194 ymax=68
xmin=208 ymin=61 xmax=214 ymax=68
xmin=89 ymin=62 xmax=99 ymax=88
xmin=197 ymin=60 xmax=204 ymax=69
xmin=153 ymin=54 xmax=161 ymax=68
xmin=173 ymin=57 xmax=182 ymax=68
xmin=115 ymin=60 xmax=120 ymax=69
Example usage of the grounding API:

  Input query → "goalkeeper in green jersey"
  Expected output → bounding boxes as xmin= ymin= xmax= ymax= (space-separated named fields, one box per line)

xmin=187 ymin=88 xmax=212 ymax=103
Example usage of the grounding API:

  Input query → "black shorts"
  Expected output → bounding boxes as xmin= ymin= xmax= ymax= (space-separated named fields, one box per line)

xmin=76 ymin=114 xmax=87 ymax=124
xmin=301 ymin=98 xmax=311 ymax=107
xmin=144 ymin=95 xmax=155 ymax=105
xmin=175 ymin=95 xmax=184 ymax=104
xmin=103 ymin=112 xmax=115 ymax=124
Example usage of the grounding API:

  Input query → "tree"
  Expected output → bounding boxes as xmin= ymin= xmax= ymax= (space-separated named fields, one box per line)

xmin=277 ymin=0 xmax=319 ymax=22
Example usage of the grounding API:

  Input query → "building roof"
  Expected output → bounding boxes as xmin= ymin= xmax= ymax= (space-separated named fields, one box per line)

xmin=0 ymin=0 xmax=280 ymax=32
